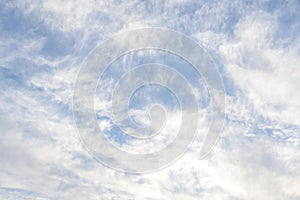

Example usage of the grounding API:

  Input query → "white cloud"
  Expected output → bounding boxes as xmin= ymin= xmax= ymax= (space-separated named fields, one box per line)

xmin=0 ymin=0 xmax=299 ymax=199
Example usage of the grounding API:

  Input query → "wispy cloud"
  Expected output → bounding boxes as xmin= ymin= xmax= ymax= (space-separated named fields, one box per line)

xmin=0 ymin=0 xmax=299 ymax=199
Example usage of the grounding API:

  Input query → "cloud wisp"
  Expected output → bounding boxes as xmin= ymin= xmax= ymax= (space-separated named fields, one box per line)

xmin=0 ymin=0 xmax=299 ymax=199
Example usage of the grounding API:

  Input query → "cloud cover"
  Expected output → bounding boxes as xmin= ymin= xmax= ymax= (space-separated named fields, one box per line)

xmin=0 ymin=0 xmax=299 ymax=199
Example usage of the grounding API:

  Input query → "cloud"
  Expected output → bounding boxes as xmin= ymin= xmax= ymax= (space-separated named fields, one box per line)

xmin=0 ymin=0 xmax=299 ymax=199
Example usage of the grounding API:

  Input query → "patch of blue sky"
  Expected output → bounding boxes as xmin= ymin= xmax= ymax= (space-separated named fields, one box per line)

xmin=0 ymin=58 xmax=49 ymax=82
xmin=105 ymin=123 xmax=135 ymax=145
xmin=94 ymin=115 xmax=135 ymax=144
xmin=0 ymin=4 xmax=39 ymax=37
xmin=163 ymin=0 xmax=242 ymax=36
xmin=96 ymin=49 xmax=210 ymax=108
xmin=0 ymin=3 xmax=77 ymax=61
xmin=94 ymin=49 xmax=212 ymax=144
xmin=128 ymin=83 xmax=180 ymax=112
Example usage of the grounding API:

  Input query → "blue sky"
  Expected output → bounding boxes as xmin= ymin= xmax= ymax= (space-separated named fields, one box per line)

xmin=0 ymin=0 xmax=299 ymax=199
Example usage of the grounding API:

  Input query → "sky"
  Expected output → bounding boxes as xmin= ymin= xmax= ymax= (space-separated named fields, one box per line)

xmin=0 ymin=0 xmax=300 ymax=199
